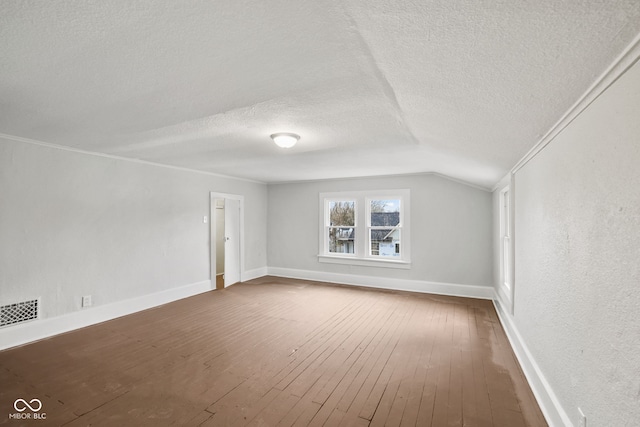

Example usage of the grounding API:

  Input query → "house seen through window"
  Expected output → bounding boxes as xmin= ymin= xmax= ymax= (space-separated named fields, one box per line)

xmin=368 ymin=199 xmax=401 ymax=258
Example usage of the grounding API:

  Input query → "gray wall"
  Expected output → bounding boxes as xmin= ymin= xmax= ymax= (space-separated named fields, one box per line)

xmin=268 ymin=174 xmax=493 ymax=287
xmin=0 ymin=139 xmax=267 ymax=319
xmin=498 ymin=59 xmax=640 ymax=425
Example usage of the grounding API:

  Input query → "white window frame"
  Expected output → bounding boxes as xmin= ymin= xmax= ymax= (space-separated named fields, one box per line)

xmin=500 ymin=187 xmax=511 ymax=291
xmin=498 ymin=178 xmax=515 ymax=314
xmin=319 ymin=189 xmax=411 ymax=269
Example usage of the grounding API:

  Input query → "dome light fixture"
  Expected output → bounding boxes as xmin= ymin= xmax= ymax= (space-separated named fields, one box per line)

xmin=270 ymin=132 xmax=300 ymax=148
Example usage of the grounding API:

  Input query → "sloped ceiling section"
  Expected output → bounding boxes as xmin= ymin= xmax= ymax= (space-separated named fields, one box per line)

xmin=1 ymin=1 xmax=640 ymax=188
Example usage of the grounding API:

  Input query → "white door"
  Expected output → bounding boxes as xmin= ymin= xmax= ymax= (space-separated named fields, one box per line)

xmin=224 ymin=198 xmax=241 ymax=287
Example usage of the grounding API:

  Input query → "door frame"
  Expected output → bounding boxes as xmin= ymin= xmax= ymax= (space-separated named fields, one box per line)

xmin=210 ymin=192 xmax=245 ymax=288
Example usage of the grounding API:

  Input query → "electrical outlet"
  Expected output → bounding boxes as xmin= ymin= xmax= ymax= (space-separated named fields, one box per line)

xmin=82 ymin=295 xmax=92 ymax=308
xmin=578 ymin=407 xmax=586 ymax=427
xmin=203 ymin=215 xmax=208 ymax=223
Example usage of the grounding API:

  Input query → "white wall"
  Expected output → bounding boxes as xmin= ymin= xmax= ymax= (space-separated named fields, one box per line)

xmin=494 ymin=59 xmax=640 ymax=426
xmin=0 ymin=138 xmax=267 ymax=321
xmin=268 ymin=174 xmax=493 ymax=292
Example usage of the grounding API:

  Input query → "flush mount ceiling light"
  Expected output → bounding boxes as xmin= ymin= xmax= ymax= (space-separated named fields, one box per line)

xmin=270 ymin=132 xmax=300 ymax=148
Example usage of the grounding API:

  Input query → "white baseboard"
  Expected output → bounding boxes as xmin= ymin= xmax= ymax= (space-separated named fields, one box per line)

xmin=266 ymin=267 xmax=494 ymax=300
xmin=0 ymin=280 xmax=212 ymax=351
xmin=493 ymin=296 xmax=572 ymax=427
xmin=242 ymin=267 xmax=268 ymax=282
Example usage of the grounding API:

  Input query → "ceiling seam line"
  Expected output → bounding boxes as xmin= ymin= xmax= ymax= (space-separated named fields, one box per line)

xmin=0 ymin=132 xmax=267 ymax=185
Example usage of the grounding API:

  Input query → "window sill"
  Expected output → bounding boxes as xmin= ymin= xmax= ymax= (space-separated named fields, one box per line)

xmin=318 ymin=255 xmax=411 ymax=269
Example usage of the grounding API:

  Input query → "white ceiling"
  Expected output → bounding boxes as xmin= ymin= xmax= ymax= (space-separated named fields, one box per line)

xmin=2 ymin=1 xmax=640 ymax=188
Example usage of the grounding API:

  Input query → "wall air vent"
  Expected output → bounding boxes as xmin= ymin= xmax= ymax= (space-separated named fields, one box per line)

xmin=0 ymin=299 xmax=39 ymax=328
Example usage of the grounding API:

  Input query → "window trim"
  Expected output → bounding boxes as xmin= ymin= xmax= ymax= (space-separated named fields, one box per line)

xmin=497 ymin=178 xmax=515 ymax=314
xmin=319 ymin=189 xmax=411 ymax=269
xmin=500 ymin=187 xmax=511 ymax=291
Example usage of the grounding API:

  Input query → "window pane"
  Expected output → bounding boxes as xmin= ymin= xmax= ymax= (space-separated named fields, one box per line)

xmin=370 ymin=229 xmax=400 ymax=257
xmin=329 ymin=227 xmax=355 ymax=254
xmin=370 ymin=199 xmax=400 ymax=226
xmin=329 ymin=201 xmax=355 ymax=226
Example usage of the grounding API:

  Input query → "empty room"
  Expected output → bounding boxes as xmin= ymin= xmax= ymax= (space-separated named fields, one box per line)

xmin=1 ymin=1 xmax=639 ymax=426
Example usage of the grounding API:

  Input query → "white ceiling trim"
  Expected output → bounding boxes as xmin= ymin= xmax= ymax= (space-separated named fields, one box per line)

xmin=0 ymin=132 xmax=267 ymax=185
xmin=493 ymin=31 xmax=640 ymax=192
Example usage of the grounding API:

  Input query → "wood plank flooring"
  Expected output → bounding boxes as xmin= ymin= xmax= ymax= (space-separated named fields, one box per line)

xmin=0 ymin=277 xmax=547 ymax=426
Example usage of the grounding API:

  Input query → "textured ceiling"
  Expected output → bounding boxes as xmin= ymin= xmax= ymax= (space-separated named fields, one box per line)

xmin=2 ymin=1 xmax=640 ymax=188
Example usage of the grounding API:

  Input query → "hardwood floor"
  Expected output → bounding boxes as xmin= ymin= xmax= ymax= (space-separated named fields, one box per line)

xmin=0 ymin=277 xmax=547 ymax=426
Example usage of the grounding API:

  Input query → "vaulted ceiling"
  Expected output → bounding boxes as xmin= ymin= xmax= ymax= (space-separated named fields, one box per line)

xmin=2 ymin=1 xmax=640 ymax=188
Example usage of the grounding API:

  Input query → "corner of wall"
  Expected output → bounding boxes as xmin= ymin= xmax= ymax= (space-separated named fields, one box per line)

xmin=243 ymin=267 xmax=268 ymax=282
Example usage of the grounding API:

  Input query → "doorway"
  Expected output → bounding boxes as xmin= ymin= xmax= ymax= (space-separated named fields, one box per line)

xmin=210 ymin=192 xmax=244 ymax=289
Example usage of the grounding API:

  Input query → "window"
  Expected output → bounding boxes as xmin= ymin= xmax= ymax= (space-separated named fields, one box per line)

xmin=367 ymin=199 xmax=402 ymax=258
xmin=327 ymin=200 xmax=355 ymax=255
xmin=319 ymin=190 xmax=410 ymax=268
xmin=498 ymin=182 xmax=515 ymax=313
xmin=501 ymin=188 xmax=511 ymax=291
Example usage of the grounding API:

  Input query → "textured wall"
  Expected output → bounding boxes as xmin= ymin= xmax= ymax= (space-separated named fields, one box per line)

xmin=268 ymin=174 xmax=493 ymax=287
xmin=0 ymin=139 xmax=267 ymax=319
xmin=510 ymin=60 xmax=640 ymax=425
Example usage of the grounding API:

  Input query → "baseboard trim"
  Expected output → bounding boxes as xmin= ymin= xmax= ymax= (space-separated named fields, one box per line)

xmin=493 ymin=296 xmax=572 ymax=427
xmin=243 ymin=267 xmax=268 ymax=282
xmin=0 ymin=280 xmax=212 ymax=351
xmin=266 ymin=267 xmax=494 ymax=300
